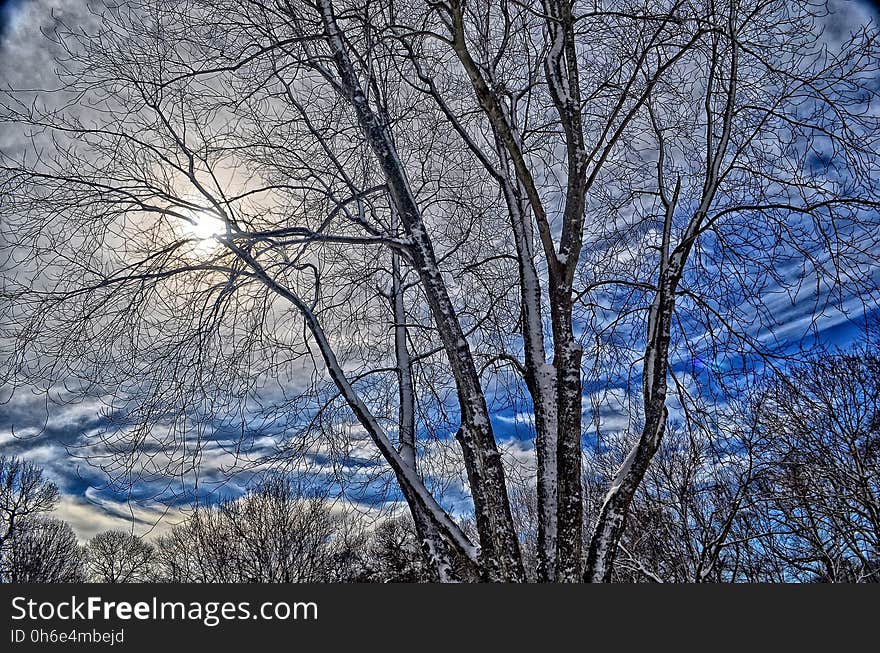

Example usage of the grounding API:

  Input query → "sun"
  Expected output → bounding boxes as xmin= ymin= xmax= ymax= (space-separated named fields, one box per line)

xmin=174 ymin=208 xmax=227 ymax=254
xmin=184 ymin=210 xmax=226 ymax=240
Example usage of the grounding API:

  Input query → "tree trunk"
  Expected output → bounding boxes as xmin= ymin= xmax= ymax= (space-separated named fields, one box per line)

xmin=497 ymin=159 xmax=559 ymax=582
xmin=392 ymin=238 xmax=463 ymax=583
xmin=585 ymin=281 xmax=676 ymax=582
xmin=318 ymin=0 xmax=524 ymax=581
xmin=551 ymin=292 xmax=584 ymax=582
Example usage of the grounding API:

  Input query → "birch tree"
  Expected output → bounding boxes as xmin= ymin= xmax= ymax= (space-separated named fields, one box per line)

xmin=2 ymin=0 xmax=879 ymax=582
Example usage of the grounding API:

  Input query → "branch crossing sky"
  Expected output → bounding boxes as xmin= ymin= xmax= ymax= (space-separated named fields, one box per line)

xmin=1 ymin=0 xmax=879 ymax=541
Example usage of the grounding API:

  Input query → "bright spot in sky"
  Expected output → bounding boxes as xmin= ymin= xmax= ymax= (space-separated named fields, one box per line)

xmin=186 ymin=211 xmax=226 ymax=239
xmin=176 ymin=209 xmax=227 ymax=254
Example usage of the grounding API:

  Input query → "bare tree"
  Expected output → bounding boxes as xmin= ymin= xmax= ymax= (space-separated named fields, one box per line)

xmin=153 ymin=511 xmax=237 ymax=583
xmin=85 ymin=530 xmax=156 ymax=583
xmin=154 ymin=476 xmax=359 ymax=582
xmin=2 ymin=0 xmax=879 ymax=583
xmin=746 ymin=348 xmax=880 ymax=582
xmin=1 ymin=516 xmax=85 ymax=583
xmin=0 ymin=456 xmax=60 ymax=571
xmin=358 ymin=515 xmax=437 ymax=582
xmin=591 ymin=416 xmax=766 ymax=583
xmin=586 ymin=343 xmax=879 ymax=584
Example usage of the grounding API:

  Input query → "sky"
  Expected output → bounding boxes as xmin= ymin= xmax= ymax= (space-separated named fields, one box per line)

xmin=1 ymin=0 xmax=879 ymax=541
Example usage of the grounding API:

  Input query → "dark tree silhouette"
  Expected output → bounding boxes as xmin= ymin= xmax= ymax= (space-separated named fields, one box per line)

xmin=1 ymin=516 xmax=84 ymax=583
xmin=85 ymin=530 xmax=156 ymax=583
xmin=0 ymin=456 xmax=60 ymax=572
xmin=154 ymin=477 xmax=362 ymax=582
xmin=747 ymin=348 xmax=880 ymax=582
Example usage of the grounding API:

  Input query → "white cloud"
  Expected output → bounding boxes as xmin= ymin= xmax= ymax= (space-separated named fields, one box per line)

xmin=0 ymin=426 xmax=39 ymax=446
xmin=495 ymin=412 xmax=536 ymax=427
xmin=52 ymin=493 xmax=184 ymax=542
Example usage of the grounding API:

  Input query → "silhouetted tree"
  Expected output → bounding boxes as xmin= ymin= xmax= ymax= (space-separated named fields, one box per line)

xmin=747 ymin=348 xmax=880 ymax=582
xmin=360 ymin=516 xmax=436 ymax=583
xmin=1 ymin=517 xmax=84 ymax=583
xmin=154 ymin=476 xmax=358 ymax=582
xmin=85 ymin=530 xmax=156 ymax=583
xmin=0 ymin=456 xmax=60 ymax=573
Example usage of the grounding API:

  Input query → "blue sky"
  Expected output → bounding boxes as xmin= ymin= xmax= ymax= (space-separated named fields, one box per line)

xmin=1 ymin=279 xmax=874 ymax=540
xmin=1 ymin=0 xmax=879 ymax=540
xmin=0 ymin=1 xmax=30 ymax=40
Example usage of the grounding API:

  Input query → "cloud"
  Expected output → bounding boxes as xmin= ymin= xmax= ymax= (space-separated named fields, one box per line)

xmin=52 ymin=492 xmax=185 ymax=542
xmin=495 ymin=412 xmax=536 ymax=427
xmin=0 ymin=426 xmax=38 ymax=446
xmin=1 ymin=0 xmax=879 ymax=543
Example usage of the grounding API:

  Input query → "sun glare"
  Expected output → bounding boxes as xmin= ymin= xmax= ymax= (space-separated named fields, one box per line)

xmin=186 ymin=211 xmax=226 ymax=240
xmin=175 ymin=209 xmax=227 ymax=255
